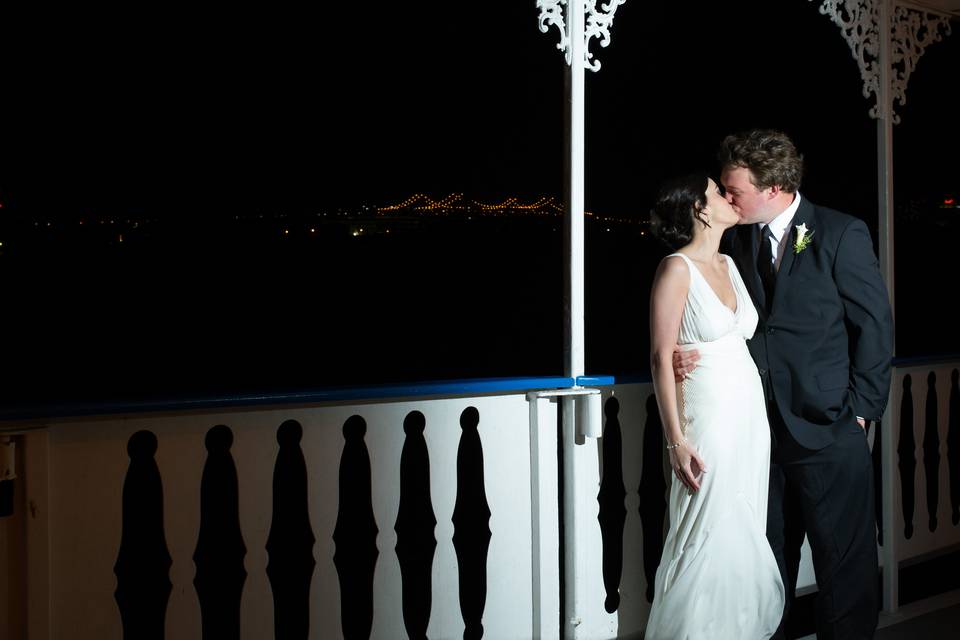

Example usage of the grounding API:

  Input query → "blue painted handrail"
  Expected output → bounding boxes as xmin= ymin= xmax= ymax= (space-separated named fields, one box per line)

xmin=6 ymin=352 xmax=960 ymax=424
xmin=892 ymin=353 xmax=960 ymax=368
xmin=0 ymin=375 xmax=617 ymax=423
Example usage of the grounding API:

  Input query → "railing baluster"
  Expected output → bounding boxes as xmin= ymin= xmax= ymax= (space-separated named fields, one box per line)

xmin=597 ymin=396 xmax=626 ymax=613
xmin=193 ymin=425 xmax=246 ymax=640
xmin=395 ymin=410 xmax=437 ymax=640
xmin=899 ymin=375 xmax=917 ymax=539
xmin=638 ymin=393 xmax=667 ymax=603
xmin=949 ymin=370 xmax=960 ymax=527
xmin=452 ymin=406 xmax=491 ymax=640
xmin=266 ymin=419 xmax=315 ymax=640
xmin=923 ymin=373 xmax=941 ymax=533
xmin=114 ymin=430 xmax=172 ymax=640
xmin=333 ymin=415 xmax=379 ymax=640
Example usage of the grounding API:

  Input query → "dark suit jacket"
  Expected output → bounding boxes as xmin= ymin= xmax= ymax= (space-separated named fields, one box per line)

xmin=725 ymin=196 xmax=893 ymax=450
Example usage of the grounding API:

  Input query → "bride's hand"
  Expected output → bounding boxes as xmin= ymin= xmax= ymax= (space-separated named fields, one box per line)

xmin=672 ymin=346 xmax=700 ymax=382
xmin=669 ymin=441 xmax=707 ymax=492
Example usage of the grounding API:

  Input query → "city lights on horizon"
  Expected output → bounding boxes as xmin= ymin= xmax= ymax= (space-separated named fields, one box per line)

xmin=3 ymin=191 xmax=957 ymax=243
xmin=378 ymin=192 xmax=565 ymax=215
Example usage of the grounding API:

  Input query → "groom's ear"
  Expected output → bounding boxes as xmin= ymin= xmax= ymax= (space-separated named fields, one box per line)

xmin=766 ymin=184 xmax=782 ymax=199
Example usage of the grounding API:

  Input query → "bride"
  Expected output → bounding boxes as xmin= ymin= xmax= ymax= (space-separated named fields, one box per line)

xmin=644 ymin=173 xmax=784 ymax=639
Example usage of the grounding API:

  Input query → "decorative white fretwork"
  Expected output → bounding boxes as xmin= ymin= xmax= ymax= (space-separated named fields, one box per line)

xmin=537 ymin=0 xmax=629 ymax=71
xmin=584 ymin=0 xmax=629 ymax=71
xmin=537 ymin=0 xmax=570 ymax=64
xmin=812 ymin=0 xmax=953 ymax=122
xmin=889 ymin=3 xmax=953 ymax=121
xmin=812 ymin=1 xmax=883 ymax=115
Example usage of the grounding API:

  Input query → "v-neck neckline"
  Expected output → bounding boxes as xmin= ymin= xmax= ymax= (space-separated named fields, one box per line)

xmin=678 ymin=253 xmax=739 ymax=315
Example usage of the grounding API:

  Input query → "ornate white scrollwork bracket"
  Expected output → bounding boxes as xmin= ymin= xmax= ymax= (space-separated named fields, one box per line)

xmin=812 ymin=0 xmax=953 ymax=123
xmin=537 ymin=0 xmax=570 ymax=64
xmin=537 ymin=0 xmax=629 ymax=71
xmin=889 ymin=3 xmax=953 ymax=122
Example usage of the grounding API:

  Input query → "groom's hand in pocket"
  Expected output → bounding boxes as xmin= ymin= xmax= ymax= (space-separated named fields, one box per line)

xmin=672 ymin=346 xmax=700 ymax=382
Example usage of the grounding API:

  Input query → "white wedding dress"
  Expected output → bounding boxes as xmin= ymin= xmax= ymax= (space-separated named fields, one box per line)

xmin=644 ymin=253 xmax=785 ymax=640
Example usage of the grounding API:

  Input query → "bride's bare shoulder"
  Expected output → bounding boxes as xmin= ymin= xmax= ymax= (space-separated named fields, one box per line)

xmin=659 ymin=252 xmax=689 ymax=269
xmin=654 ymin=253 xmax=690 ymax=283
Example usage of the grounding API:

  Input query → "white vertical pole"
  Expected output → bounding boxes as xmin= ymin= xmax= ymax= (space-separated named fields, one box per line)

xmin=561 ymin=395 xmax=578 ymax=637
xmin=564 ymin=0 xmax=586 ymax=381
xmin=529 ymin=397 xmax=561 ymax=640
xmin=563 ymin=1 xmax=587 ymax=638
xmin=877 ymin=0 xmax=898 ymax=615
xmin=529 ymin=398 xmax=544 ymax=638
xmin=877 ymin=0 xmax=896 ymax=352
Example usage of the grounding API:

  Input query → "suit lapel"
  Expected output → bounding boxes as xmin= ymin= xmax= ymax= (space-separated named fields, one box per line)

xmin=770 ymin=198 xmax=815 ymax=313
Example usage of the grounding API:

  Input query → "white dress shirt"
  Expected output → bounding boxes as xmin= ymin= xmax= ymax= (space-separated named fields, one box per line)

xmin=759 ymin=192 xmax=802 ymax=273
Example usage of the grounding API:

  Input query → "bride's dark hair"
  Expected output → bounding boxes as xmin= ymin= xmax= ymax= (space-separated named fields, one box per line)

xmin=650 ymin=172 xmax=710 ymax=250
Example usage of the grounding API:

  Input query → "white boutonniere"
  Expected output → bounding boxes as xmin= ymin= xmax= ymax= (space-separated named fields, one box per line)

xmin=793 ymin=223 xmax=814 ymax=253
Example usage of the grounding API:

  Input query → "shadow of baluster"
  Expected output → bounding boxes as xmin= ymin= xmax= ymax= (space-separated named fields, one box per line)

xmin=113 ymin=430 xmax=172 ymax=640
xmin=452 ymin=406 xmax=491 ymax=640
xmin=923 ymin=372 xmax=941 ymax=533
xmin=395 ymin=410 xmax=437 ymax=640
xmin=193 ymin=425 xmax=247 ymax=640
xmin=266 ymin=419 xmax=316 ymax=640
xmin=898 ymin=375 xmax=916 ymax=539
xmin=333 ymin=415 xmax=379 ymax=640
xmin=950 ymin=370 xmax=960 ymax=526
xmin=597 ymin=396 xmax=626 ymax=613
xmin=870 ymin=420 xmax=883 ymax=545
xmin=638 ymin=394 xmax=667 ymax=603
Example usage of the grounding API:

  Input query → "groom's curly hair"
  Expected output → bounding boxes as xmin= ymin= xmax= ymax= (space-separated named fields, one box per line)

xmin=650 ymin=172 xmax=710 ymax=250
xmin=719 ymin=129 xmax=804 ymax=192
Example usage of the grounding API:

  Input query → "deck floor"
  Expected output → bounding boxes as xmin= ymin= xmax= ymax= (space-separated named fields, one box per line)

xmin=797 ymin=590 xmax=960 ymax=640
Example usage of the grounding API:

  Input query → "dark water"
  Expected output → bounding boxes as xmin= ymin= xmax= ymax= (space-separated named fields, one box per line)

xmin=0 ymin=218 xmax=662 ymax=410
xmin=1 ymin=207 xmax=954 ymax=413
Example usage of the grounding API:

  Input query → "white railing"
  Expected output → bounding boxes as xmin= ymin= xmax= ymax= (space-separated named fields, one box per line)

xmin=2 ymin=360 xmax=959 ymax=639
xmin=882 ymin=358 xmax=960 ymax=610
xmin=5 ymin=392 xmax=551 ymax=640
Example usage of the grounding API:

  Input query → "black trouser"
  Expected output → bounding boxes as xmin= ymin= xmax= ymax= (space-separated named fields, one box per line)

xmin=767 ymin=410 xmax=879 ymax=640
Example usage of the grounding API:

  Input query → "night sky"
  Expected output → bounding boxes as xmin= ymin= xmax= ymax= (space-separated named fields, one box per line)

xmin=0 ymin=2 xmax=956 ymax=218
xmin=0 ymin=2 xmax=957 ymax=408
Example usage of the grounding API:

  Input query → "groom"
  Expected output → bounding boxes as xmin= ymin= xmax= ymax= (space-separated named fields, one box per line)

xmin=676 ymin=129 xmax=893 ymax=639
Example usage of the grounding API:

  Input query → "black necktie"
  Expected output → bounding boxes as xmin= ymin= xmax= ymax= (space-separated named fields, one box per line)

xmin=757 ymin=225 xmax=776 ymax=311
